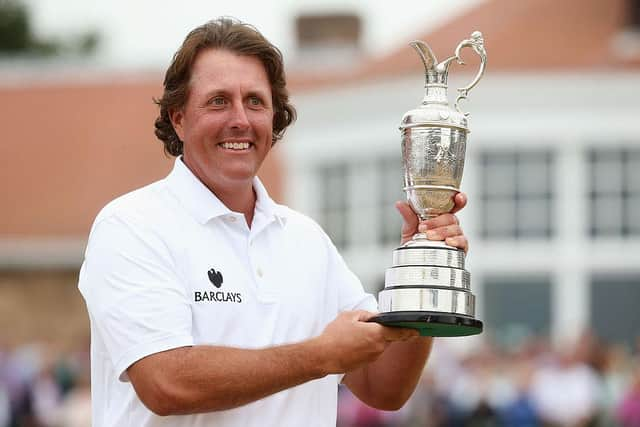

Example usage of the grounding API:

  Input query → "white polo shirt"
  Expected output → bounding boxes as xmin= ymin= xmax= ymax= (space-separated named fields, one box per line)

xmin=78 ymin=157 xmax=376 ymax=427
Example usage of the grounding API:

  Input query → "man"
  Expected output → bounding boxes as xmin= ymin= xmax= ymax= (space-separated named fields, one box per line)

xmin=78 ymin=18 xmax=469 ymax=427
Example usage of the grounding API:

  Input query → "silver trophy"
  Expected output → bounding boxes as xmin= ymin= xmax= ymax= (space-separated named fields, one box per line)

xmin=371 ymin=32 xmax=487 ymax=337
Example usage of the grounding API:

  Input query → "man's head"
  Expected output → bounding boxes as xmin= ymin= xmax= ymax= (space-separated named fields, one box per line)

xmin=154 ymin=17 xmax=296 ymax=156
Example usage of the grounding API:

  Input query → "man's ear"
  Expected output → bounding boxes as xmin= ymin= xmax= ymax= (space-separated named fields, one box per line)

xmin=169 ymin=108 xmax=185 ymax=142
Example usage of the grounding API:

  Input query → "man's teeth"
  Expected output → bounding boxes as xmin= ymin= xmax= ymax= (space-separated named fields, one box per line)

xmin=221 ymin=142 xmax=250 ymax=150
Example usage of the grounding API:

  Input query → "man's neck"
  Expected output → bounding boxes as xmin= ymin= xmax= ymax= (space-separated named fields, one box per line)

xmin=210 ymin=182 xmax=256 ymax=228
xmin=180 ymin=157 xmax=257 ymax=228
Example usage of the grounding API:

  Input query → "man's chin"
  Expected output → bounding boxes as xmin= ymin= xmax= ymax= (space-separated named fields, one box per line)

xmin=217 ymin=168 xmax=258 ymax=185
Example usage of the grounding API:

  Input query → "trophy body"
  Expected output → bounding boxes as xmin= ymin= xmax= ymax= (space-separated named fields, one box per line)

xmin=372 ymin=32 xmax=487 ymax=337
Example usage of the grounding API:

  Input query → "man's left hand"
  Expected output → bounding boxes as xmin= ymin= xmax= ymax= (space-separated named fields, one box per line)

xmin=396 ymin=192 xmax=469 ymax=253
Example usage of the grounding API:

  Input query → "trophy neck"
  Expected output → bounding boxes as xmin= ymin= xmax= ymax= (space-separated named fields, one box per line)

xmin=422 ymin=83 xmax=449 ymax=106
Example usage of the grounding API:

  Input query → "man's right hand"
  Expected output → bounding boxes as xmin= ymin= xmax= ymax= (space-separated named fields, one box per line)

xmin=312 ymin=310 xmax=419 ymax=374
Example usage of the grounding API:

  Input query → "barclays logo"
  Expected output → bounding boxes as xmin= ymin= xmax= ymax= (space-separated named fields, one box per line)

xmin=194 ymin=267 xmax=242 ymax=303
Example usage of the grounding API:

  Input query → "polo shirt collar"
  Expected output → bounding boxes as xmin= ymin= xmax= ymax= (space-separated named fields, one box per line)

xmin=253 ymin=174 xmax=288 ymax=227
xmin=165 ymin=157 xmax=287 ymax=227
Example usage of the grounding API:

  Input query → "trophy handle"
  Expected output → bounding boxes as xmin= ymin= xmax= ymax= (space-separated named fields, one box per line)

xmin=453 ymin=31 xmax=487 ymax=115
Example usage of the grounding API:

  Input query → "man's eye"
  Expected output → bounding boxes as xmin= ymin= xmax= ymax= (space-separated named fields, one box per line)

xmin=249 ymin=97 xmax=262 ymax=106
xmin=209 ymin=97 xmax=226 ymax=106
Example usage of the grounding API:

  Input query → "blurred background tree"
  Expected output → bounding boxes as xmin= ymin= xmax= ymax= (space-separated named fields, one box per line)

xmin=0 ymin=0 xmax=99 ymax=57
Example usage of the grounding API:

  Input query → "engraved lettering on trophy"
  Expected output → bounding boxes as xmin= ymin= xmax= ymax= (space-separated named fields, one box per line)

xmin=434 ymin=130 xmax=455 ymax=164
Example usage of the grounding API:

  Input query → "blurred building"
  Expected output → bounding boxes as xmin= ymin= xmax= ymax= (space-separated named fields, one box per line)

xmin=1 ymin=0 xmax=639 ymax=352
xmin=285 ymin=0 xmax=640 ymax=349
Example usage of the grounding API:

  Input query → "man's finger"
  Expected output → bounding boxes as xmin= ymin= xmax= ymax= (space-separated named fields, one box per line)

xmin=396 ymin=201 xmax=418 ymax=228
xmin=423 ymin=213 xmax=459 ymax=230
xmin=425 ymin=224 xmax=463 ymax=240
xmin=356 ymin=310 xmax=377 ymax=322
xmin=396 ymin=201 xmax=419 ymax=243
xmin=445 ymin=236 xmax=469 ymax=253
xmin=346 ymin=310 xmax=376 ymax=322
xmin=450 ymin=192 xmax=467 ymax=214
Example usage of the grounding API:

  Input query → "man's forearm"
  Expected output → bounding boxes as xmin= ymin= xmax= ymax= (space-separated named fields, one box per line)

xmin=129 ymin=339 xmax=329 ymax=415
xmin=343 ymin=336 xmax=433 ymax=410
xmin=128 ymin=310 xmax=419 ymax=415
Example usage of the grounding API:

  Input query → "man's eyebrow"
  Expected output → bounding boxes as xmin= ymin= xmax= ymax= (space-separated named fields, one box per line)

xmin=201 ymin=88 xmax=268 ymax=97
xmin=202 ymin=88 xmax=228 ymax=98
xmin=246 ymin=90 xmax=268 ymax=98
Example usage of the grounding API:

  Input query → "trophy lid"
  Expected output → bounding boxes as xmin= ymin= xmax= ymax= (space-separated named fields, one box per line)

xmin=400 ymin=31 xmax=487 ymax=132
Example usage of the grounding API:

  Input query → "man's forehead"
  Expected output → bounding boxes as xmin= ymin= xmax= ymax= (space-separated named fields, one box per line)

xmin=191 ymin=49 xmax=268 ymax=79
xmin=186 ymin=49 xmax=270 ymax=95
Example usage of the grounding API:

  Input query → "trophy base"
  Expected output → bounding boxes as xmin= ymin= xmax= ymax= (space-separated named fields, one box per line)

xmin=370 ymin=311 xmax=483 ymax=337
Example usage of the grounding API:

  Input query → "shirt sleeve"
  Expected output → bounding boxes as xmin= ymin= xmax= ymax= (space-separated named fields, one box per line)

xmin=78 ymin=213 xmax=194 ymax=381
xmin=321 ymin=232 xmax=377 ymax=385
xmin=323 ymin=234 xmax=378 ymax=313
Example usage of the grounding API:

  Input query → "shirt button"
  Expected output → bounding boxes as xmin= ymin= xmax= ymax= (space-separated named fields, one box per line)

xmin=227 ymin=216 xmax=236 ymax=223
xmin=256 ymin=268 xmax=263 ymax=278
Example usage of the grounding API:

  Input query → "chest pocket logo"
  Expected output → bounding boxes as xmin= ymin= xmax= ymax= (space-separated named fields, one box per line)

xmin=195 ymin=267 xmax=243 ymax=303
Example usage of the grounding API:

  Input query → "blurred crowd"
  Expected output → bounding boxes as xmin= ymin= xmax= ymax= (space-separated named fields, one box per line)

xmin=338 ymin=332 xmax=640 ymax=427
xmin=0 ymin=342 xmax=90 ymax=427
xmin=1 ymin=331 xmax=640 ymax=427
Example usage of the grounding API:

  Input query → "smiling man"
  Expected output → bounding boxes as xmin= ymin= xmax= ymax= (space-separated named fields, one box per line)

xmin=170 ymin=49 xmax=274 ymax=222
xmin=78 ymin=18 xmax=469 ymax=427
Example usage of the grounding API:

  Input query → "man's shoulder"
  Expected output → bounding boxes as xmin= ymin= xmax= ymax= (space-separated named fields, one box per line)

xmin=274 ymin=204 xmax=331 ymax=240
xmin=94 ymin=179 xmax=170 ymax=227
xmin=276 ymin=204 xmax=318 ymax=228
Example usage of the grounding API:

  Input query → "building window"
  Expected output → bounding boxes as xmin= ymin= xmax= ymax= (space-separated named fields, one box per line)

xmin=588 ymin=148 xmax=640 ymax=237
xmin=590 ymin=274 xmax=640 ymax=350
xmin=480 ymin=150 xmax=554 ymax=239
xmin=294 ymin=13 xmax=362 ymax=67
xmin=483 ymin=276 xmax=551 ymax=346
xmin=378 ymin=156 xmax=404 ymax=246
xmin=296 ymin=13 xmax=361 ymax=50
xmin=318 ymin=163 xmax=349 ymax=249
xmin=316 ymin=153 xmax=408 ymax=249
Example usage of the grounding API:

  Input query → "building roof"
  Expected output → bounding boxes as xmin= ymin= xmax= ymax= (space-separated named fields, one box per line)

xmin=288 ymin=0 xmax=639 ymax=93
xmin=2 ymin=0 xmax=638 ymax=240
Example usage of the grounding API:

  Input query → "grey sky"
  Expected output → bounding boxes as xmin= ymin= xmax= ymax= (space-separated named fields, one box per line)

xmin=24 ymin=0 xmax=482 ymax=69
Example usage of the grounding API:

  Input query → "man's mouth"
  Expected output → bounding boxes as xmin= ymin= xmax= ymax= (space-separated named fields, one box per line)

xmin=219 ymin=141 xmax=252 ymax=150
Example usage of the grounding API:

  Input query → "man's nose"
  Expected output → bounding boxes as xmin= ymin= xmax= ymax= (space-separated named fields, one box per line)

xmin=229 ymin=103 xmax=250 ymax=130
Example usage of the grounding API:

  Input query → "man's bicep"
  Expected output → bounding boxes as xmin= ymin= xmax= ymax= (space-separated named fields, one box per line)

xmin=79 ymin=215 xmax=194 ymax=381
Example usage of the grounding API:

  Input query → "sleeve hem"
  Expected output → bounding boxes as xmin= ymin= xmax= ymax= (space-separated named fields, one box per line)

xmin=345 ymin=294 xmax=378 ymax=313
xmin=115 ymin=334 xmax=195 ymax=382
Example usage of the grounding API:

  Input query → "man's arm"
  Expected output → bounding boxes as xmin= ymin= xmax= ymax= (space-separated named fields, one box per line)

xmin=342 ymin=336 xmax=433 ymax=410
xmin=343 ymin=194 xmax=469 ymax=410
xmin=127 ymin=310 xmax=417 ymax=416
xmin=128 ymin=194 xmax=468 ymax=415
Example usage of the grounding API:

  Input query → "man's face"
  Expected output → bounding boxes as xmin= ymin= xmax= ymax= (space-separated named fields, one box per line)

xmin=170 ymin=49 xmax=274 ymax=193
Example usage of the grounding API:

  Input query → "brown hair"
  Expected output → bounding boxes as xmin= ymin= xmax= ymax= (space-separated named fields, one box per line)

xmin=154 ymin=17 xmax=296 ymax=156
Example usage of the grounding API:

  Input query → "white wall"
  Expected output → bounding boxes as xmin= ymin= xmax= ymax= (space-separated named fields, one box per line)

xmin=284 ymin=71 xmax=640 ymax=344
